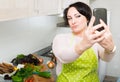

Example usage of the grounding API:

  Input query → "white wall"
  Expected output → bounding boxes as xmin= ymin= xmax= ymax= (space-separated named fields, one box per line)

xmin=0 ymin=16 xmax=58 ymax=62
xmin=0 ymin=13 xmax=71 ymax=69
xmin=91 ymin=0 xmax=120 ymax=77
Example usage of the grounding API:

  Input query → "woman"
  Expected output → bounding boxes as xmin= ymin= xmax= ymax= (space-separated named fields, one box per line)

xmin=52 ymin=2 xmax=116 ymax=82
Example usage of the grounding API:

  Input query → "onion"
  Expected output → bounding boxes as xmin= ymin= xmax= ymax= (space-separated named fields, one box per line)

xmin=47 ymin=61 xmax=55 ymax=69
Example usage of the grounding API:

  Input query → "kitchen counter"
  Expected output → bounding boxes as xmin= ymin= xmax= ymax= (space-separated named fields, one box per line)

xmin=0 ymin=56 xmax=57 ymax=82
xmin=39 ymin=56 xmax=57 ymax=81
xmin=0 ymin=45 xmax=57 ymax=82
xmin=33 ymin=45 xmax=57 ymax=81
xmin=103 ymin=75 xmax=118 ymax=82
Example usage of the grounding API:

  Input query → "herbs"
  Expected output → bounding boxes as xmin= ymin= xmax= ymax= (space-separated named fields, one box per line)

xmin=11 ymin=64 xmax=51 ymax=82
xmin=8 ymin=54 xmax=53 ymax=82
xmin=12 ymin=76 xmax=23 ymax=82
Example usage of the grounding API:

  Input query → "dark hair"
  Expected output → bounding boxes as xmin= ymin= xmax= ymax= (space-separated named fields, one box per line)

xmin=63 ymin=2 xmax=92 ymax=25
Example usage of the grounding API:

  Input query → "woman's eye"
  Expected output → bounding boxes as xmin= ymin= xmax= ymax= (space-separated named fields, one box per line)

xmin=76 ymin=15 xmax=81 ymax=18
xmin=67 ymin=17 xmax=72 ymax=20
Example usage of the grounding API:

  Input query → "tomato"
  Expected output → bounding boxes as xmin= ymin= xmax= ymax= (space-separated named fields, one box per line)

xmin=24 ymin=78 xmax=30 ymax=82
xmin=29 ymin=77 xmax=34 ymax=82
xmin=25 ymin=77 xmax=34 ymax=82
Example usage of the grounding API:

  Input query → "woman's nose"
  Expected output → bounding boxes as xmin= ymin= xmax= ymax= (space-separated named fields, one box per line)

xmin=72 ymin=19 xmax=76 ymax=24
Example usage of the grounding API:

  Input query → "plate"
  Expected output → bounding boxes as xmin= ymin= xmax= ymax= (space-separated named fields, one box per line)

xmin=0 ymin=70 xmax=17 ymax=78
xmin=0 ymin=62 xmax=17 ymax=77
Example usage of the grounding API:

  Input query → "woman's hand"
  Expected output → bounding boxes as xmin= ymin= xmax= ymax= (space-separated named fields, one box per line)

xmin=98 ymin=19 xmax=115 ymax=53
xmin=81 ymin=16 xmax=105 ymax=50
xmin=75 ymin=16 xmax=109 ymax=55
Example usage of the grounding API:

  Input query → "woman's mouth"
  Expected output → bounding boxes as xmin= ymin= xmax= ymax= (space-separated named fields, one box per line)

xmin=72 ymin=25 xmax=77 ymax=29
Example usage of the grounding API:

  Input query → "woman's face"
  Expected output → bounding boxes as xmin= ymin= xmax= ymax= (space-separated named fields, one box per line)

xmin=67 ymin=7 xmax=88 ymax=35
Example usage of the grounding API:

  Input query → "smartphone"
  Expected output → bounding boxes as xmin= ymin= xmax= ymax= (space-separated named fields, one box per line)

xmin=93 ymin=8 xmax=107 ymax=31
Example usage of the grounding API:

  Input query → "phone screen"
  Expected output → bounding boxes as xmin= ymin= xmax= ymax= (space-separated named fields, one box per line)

xmin=93 ymin=8 xmax=107 ymax=31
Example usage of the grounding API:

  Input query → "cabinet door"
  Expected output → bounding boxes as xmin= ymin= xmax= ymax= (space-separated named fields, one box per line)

xmin=0 ymin=0 xmax=34 ymax=21
xmin=14 ymin=0 xmax=34 ymax=18
xmin=35 ymin=0 xmax=61 ymax=15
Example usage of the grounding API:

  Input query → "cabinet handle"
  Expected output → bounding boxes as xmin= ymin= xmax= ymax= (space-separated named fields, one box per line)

xmin=34 ymin=0 xmax=39 ymax=14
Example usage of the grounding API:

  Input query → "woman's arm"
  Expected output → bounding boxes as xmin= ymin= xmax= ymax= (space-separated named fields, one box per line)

xmin=52 ymin=34 xmax=79 ymax=63
xmin=98 ymin=44 xmax=116 ymax=62
xmin=97 ymin=19 xmax=116 ymax=62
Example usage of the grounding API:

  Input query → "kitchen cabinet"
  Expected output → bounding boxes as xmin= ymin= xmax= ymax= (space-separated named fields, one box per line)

xmin=34 ymin=0 xmax=61 ymax=16
xmin=0 ymin=0 xmax=34 ymax=21
xmin=0 ymin=0 xmax=89 ymax=21
xmin=0 ymin=0 xmax=61 ymax=21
